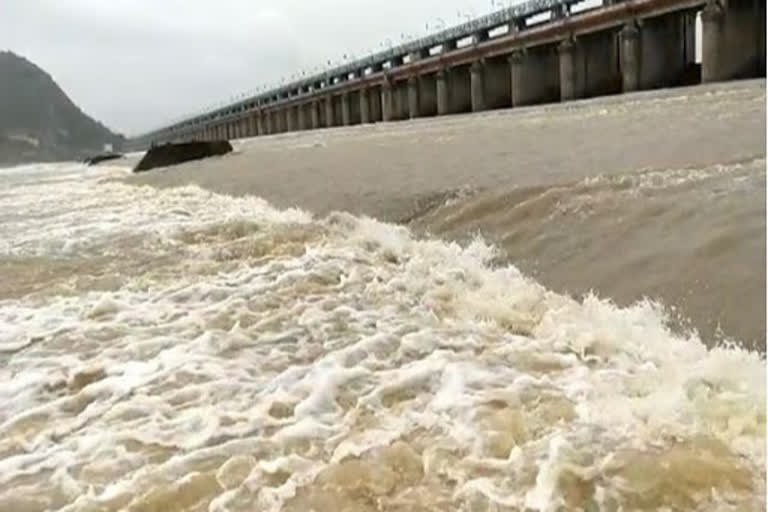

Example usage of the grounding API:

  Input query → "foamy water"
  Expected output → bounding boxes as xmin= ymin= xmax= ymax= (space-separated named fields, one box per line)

xmin=0 ymin=162 xmax=765 ymax=511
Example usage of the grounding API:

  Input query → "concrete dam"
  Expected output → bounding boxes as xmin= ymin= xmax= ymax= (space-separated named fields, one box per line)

xmin=129 ymin=0 xmax=765 ymax=148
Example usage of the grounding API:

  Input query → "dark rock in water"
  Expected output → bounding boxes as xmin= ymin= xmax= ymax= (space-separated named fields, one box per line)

xmin=84 ymin=153 xmax=123 ymax=166
xmin=133 ymin=141 xmax=232 ymax=173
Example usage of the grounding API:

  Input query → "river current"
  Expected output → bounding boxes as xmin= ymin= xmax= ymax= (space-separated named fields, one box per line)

xmin=0 ymin=161 xmax=765 ymax=511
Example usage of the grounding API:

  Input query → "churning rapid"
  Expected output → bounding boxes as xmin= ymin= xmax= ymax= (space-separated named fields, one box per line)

xmin=0 ymin=159 xmax=764 ymax=511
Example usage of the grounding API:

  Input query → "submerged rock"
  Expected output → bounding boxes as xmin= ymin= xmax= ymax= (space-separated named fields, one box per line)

xmin=133 ymin=141 xmax=232 ymax=173
xmin=83 ymin=153 xmax=123 ymax=166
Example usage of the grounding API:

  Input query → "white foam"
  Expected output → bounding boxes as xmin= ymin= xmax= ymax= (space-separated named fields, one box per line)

xmin=0 ymin=162 xmax=763 ymax=511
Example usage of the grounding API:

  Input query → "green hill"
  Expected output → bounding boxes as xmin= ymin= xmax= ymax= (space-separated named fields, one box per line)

xmin=0 ymin=51 xmax=124 ymax=166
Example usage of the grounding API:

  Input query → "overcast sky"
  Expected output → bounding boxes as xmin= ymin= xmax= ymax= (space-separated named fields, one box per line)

xmin=1 ymin=0 xmax=525 ymax=136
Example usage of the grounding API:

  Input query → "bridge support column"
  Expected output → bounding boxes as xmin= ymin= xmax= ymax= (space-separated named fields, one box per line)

xmin=408 ymin=76 xmax=420 ymax=119
xmin=360 ymin=88 xmax=370 ymax=124
xmin=702 ymin=0 xmax=728 ymax=84
xmin=509 ymin=51 xmax=524 ymax=107
xmin=382 ymin=81 xmax=394 ymax=122
xmin=369 ymin=85 xmax=383 ymax=122
xmin=258 ymin=113 xmax=267 ymax=135
xmin=436 ymin=69 xmax=449 ymax=115
xmin=700 ymin=0 xmax=764 ymax=82
xmin=559 ymin=39 xmax=577 ymax=101
xmin=620 ymin=22 xmax=641 ymax=92
xmin=701 ymin=1 xmax=724 ymax=82
xmin=241 ymin=117 xmax=248 ymax=138
xmin=470 ymin=61 xmax=485 ymax=112
xmin=298 ymin=105 xmax=306 ymax=131
xmin=311 ymin=101 xmax=320 ymax=129
xmin=287 ymin=107 xmax=296 ymax=132
xmin=341 ymin=93 xmax=351 ymax=126
xmin=325 ymin=97 xmax=335 ymax=127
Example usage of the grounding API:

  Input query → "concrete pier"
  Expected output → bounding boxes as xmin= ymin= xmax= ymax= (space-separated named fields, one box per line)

xmin=325 ymin=96 xmax=335 ymax=127
xmin=559 ymin=39 xmax=577 ymax=101
xmin=702 ymin=0 xmax=765 ymax=83
xmin=470 ymin=61 xmax=485 ymax=112
xmin=408 ymin=76 xmax=420 ymax=119
xmin=311 ymin=101 xmax=320 ymax=129
xmin=620 ymin=22 xmax=641 ymax=92
xmin=360 ymin=88 xmax=370 ymax=123
xmin=382 ymin=81 xmax=394 ymax=122
xmin=436 ymin=69 xmax=449 ymax=115
xmin=342 ymin=92 xmax=352 ymax=126
xmin=298 ymin=105 xmax=307 ymax=131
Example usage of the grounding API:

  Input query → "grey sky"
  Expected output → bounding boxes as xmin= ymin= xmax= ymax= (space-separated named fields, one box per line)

xmin=1 ymin=0 xmax=523 ymax=136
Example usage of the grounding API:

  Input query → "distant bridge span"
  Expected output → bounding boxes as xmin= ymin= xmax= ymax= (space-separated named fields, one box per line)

xmin=129 ymin=0 xmax=765 ymax=148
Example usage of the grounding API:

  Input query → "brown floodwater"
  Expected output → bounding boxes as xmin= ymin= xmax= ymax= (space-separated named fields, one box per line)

xmin=129 ymin=79 xmax=767 ymax=349
xmin=0 ymin=80 xmax=763 ymax=512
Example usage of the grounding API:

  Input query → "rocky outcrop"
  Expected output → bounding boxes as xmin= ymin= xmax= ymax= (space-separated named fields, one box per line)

xmin=0 ymin=51 xmax=124 ymax=165
xmin=133 ymin=141 xmax=232 ymax=173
